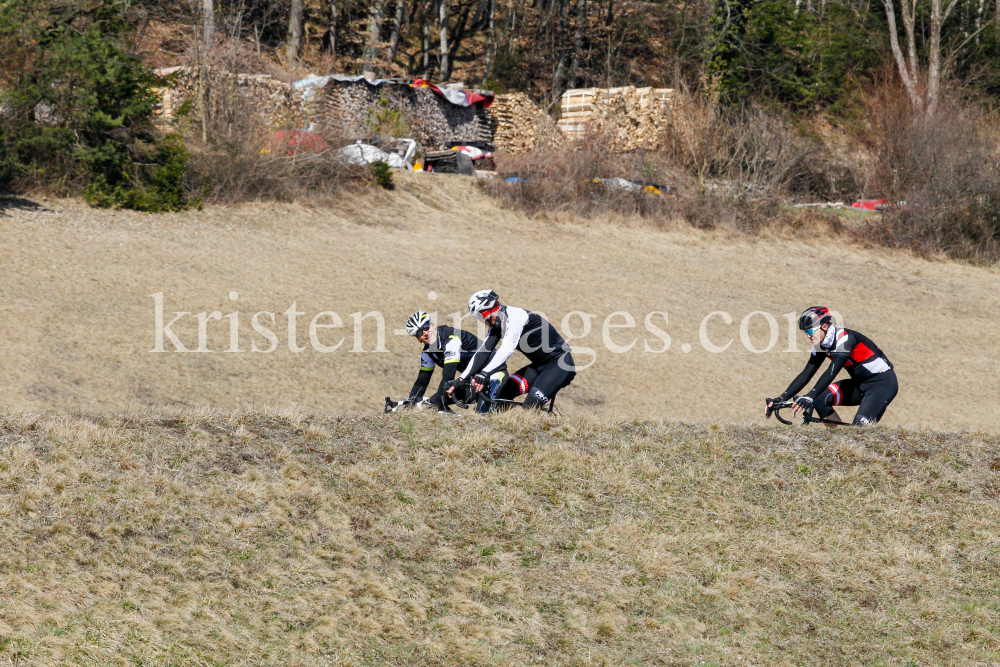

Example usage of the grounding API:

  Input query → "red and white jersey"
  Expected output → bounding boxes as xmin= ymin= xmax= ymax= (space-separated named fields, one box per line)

xmin=816 ymin=326 xmax=893 ymax=380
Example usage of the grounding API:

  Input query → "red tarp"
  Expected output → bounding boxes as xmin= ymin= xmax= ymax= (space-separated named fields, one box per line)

xmin=851 ymin=199 xmax=885 ymax=211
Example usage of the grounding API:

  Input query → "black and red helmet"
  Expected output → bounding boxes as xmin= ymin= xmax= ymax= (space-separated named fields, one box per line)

xmin=798 ymin=306 xmax=832 ymax=331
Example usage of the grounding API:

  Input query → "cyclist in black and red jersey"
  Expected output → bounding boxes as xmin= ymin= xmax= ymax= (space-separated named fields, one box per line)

xmin=765 ymin=306 xmax=899 ymax=426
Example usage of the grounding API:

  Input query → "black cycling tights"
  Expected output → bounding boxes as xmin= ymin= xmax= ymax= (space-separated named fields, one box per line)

xmin=499 ymin=352 xmax=577 ymax=410
xmin=814 ymin=370 xmax=899 ymax=426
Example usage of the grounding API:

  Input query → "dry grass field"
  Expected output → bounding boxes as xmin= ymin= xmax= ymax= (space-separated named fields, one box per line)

xmin=1 ymin=175 xmax=998 ymax=430
xmin=1 ymin=407 xmax=999 ymax=666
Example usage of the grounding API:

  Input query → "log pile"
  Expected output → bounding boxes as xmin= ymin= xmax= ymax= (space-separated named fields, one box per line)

xmin=557 ymin=87 xmax=676 ymax=150
xmin=316 ymin=80 xmax=492 ymax=150
xmin=489 ymin=93 xmax=565 ymax=153
xmin=153 ymin=67 xmax=308 ymax=129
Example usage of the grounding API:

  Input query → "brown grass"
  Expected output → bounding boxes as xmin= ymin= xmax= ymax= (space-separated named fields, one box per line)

xmin=1 ymin=175 xmax=999 ymax=431
xmin=1 ymin=408 xmax=999 ymax=665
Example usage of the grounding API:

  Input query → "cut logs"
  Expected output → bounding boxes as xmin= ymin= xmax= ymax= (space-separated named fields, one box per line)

xmin=557 ymin=87 xmax=676 ymax=150
xmin=489 ymin=92 xmax=565 ymax=154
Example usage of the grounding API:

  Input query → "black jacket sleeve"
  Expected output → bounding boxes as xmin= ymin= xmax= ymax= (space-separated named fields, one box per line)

xmin=780 ymin=353 xmax=824 ymax=400
xmin=461 ymin=332 xmax=501 ymax=379
xmin=805 ymin=353 xmax=848 ymax=399
xmin=409 ymin=369 xmax=433 ymax=399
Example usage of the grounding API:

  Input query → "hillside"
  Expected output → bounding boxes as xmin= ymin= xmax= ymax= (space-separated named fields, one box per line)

xmin=1 ymin=176 xmax=999 ymax=430
xmin=1 ymin=408 xmax=998 ymax=665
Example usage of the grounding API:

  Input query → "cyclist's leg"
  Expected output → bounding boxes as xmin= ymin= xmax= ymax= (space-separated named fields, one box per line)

xmin=499 ymin=365 xmax=535 ymax=400
xmin=523 ymin=353 xmax=576 ymax=410
xmin=854 ymin=371 xmax=898 ymax=425
xmin=814 ymin=378 xmax=861 ymax=424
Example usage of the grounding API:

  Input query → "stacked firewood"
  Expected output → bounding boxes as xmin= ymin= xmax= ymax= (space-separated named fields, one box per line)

xmin=489 ymin=93 xmax=565 ymax=153
xmin=153 ymin=67 xmax=308 ymax=129
xmin=317 ymin=81 xmax=491 ymax=150
xmin=557 ymin=87 xmax=676 ymax=150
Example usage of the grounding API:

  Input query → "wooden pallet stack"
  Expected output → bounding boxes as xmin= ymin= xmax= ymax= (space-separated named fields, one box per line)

xmin=557 ymin=86 xmax=675 ymax=150
xmin=489 ymin=92 xmax=565 ymax=153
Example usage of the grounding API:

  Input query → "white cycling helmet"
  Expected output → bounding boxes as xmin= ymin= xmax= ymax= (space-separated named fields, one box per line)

xmin=405 ymin=311 xmax=432 ymax=336
xmin=468 ymin=289 xmax=500 ymax=321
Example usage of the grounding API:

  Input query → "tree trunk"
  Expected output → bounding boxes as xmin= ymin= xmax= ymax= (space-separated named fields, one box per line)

xmin=325 ymin=0 xmax=338 ymax=55
xmin=928 ymin=0 xmax=962 ymax=115
xmin=568 ymin=0 xmax=586 ymax=88
xmin=482 ymin=0 xmax=495 ymax=83
xmin=202 ymin=0 xmax=214 ymax=49
xmin=387 ymin=0 xmax=405 ymax=63
xmin=882 ymin=0 xmax=921 ymax=108
xmin=423 ymin=0 xmax=432 ymax=77
xmin=286 ymin=0 xmax=304 ymax=62
xmin=365 ymin=0 xmax=390 ymax=70
xmin=439 ymin=0 xmax=451 ymax=80
xmin=551 ymin=0 xmax=569 ymax=104
xmin=606 ymin=0 xmax=612 ymax=26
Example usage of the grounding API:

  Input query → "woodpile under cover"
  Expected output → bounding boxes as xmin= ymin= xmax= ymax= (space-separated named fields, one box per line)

xmin=316 ymin=80 xmax=493 ymax=150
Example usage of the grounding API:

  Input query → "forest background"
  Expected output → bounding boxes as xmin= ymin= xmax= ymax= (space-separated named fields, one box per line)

xmin=2 ymin=0 xmax=1000 ymax=263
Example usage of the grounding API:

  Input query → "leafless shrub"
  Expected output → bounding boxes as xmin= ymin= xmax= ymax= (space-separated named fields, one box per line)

xmin=852 ymin=84 xmax=1000 ymax=264
xmin=667 ymin=95 xmax=831 ymax=200
xmin=179 ymin=60 xmax=366 ymax=204
xmin=482 ymin=133 xmax=678 ymax=220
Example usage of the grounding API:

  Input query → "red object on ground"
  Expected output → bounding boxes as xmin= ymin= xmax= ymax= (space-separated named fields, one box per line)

xmin=851 ymin=199 xmax=885 ymax=211
xmin=263 ymin=130 xmax=331 ymax=156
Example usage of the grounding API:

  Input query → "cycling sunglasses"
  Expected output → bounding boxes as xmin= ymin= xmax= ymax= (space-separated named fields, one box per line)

xmin=804 ymin=327 xmax=820 ymax=336
xmin=414 ymin=324 xmax=431 ymax=336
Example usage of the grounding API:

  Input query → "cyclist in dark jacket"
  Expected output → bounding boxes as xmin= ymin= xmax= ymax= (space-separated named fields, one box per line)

xmin=766 ymin=306 xmax=898 ymax=426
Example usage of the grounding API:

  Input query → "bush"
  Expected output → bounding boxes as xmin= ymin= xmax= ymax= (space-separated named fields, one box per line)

xmin=183 ymin=64 xmax=365 ymax=204
xmin=85 ymin=134 xmax=201 ymax=212
xmin=0 ymin=0 xmax=196 ymax=210
xmin=483 ymin=137 xmax=675 ymax=220
xmin=370 ymin=161 xmax=394 ymax=190
xmin=851 ymin=84 xmax=1000 ymax=264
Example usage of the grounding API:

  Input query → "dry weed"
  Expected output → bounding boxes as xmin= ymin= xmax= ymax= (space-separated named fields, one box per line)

xmin=1 ymin=410 xmax=999 ymax=665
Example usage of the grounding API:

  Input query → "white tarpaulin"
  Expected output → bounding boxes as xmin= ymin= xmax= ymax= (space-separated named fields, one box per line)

xmin=338 ymin=140 xmax=416 ymax=170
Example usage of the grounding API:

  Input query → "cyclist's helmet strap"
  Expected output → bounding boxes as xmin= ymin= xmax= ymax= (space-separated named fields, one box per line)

xmin=798 ymin=305 xmax=832 ymax=331
xmin=405 ymin=310 xmax=432 ymax=336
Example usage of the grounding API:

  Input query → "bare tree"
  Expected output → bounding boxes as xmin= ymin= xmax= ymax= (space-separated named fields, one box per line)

xmin=551 ymin=0 xmax=569 ymax=103
xmin=325 ymin=0 xmax=339 ymax=55
xmin=364 ymin=0 xmax=390 ymax=70
xmin=287 ymin=0 xmax=304 ymax=62
xmin=202 ymin=0 xmax=214 ymax=48
xmin=439 ymin=0 xmax=451 ymax=80
xmin=882 ymin=0 xmax=984 ymax=115
xmin=482 ymin=0 xmax=495 ymax=83
xmin=568 ymin=0 xmax=586 ymax=88
xmin=423 ymin=0 xmax=433 ymax=77
xmin=387 ymin=0 xmax=406 ymax=63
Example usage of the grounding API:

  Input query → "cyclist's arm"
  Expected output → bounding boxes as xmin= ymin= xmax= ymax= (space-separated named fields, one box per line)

xmin=409 ymin=352 xmax=435 ymax=399
xmin=436 ymin=335 xmax=464 ymax=390
xmin=779 ymin=352 xmax=823 ymax=400
xmin=461 ymin=332 xmax=501 ymax=380
xmin=805 ymin=352 xmax=848 ymax=399
xmin=480 ymin=308 xmax=529 ymax=375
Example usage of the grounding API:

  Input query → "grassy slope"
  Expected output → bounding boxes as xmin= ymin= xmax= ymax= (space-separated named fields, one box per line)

xmin=1 ymin=408 xmax=999 ymax=666
xmin=1 ymin=176 xmax=999 ymax=430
